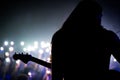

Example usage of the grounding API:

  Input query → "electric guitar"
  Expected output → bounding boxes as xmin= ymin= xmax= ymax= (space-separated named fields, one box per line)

xmin=13 ymin=52 xmax=51 ymax=69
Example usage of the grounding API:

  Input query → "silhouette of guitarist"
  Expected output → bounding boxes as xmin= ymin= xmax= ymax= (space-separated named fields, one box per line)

xmin=51 ymin=0 xmax=120 ymax=80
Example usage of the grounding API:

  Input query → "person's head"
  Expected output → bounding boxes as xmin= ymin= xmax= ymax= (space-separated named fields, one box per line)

xmin=62 ymin=0 xmax=103 ymax=29
xmin=76 ymin=0 xmax=102 ymax=25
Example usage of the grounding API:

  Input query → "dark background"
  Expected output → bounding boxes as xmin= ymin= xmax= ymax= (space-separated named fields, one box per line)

xmin=0 ymin=0 xmax=120 ymax=43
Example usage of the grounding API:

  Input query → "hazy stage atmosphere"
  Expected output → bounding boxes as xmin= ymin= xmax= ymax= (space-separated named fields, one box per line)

xmin=0 ymin=0 xmax=120 ymax=80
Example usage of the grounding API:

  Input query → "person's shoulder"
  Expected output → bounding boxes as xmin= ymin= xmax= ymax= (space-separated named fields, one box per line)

xmin=53 ymin=28 xmax=65 ymax=38
xmin=102 ymin=27 xmax=115 ymax=35
xmin=103 ymin=28 xmax=119 ymax=39
xmin=51 ymin=29 xmax=64 ymax=42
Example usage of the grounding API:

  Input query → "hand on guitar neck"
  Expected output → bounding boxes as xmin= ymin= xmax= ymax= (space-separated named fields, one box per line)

xmin=13 ymin=52 xmax=51 ymax=69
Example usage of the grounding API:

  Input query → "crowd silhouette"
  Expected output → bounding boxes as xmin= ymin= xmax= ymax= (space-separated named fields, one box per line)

xmin=51 ymin=0 xmax=120 ymax=80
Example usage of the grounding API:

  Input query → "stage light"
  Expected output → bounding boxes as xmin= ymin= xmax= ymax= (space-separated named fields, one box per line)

xmin=10 ymin=41 xmax=14 ymax=45
xmin=20 ymin=41 xmax=24 ymax=46
xmin=40 ymin=41 xmax=46 ymax=48
xmin=23 ymin=48 xmax=27 ymax=52
xmin=16 ymin=60 xmax=20 ymax=65
xmin=28 ymin=72 xmax=32 ymax=77
xmin=46 ymin=42 xmax=51 ymax=47
xmin=46 ymin=68 xmax=51 ymax=74
xmin=45 ymin=48 xmax=50 ymax=53
xmin=4 ymin=41 xmax=8 ymax=46
xmin=34 ymin=41 xmax=38 ymax=49
xmin=27 ymin=45 xmax=35 ymax=51
xmin=9 ymin=47 xmax=14 ymax=52
xmin=0 ymin=47 xmax=4 ymax=51
xmin=5 ymin=52 xmax=9 ymax=57
xmin=5 ymin=57 xmax=10 ymax=63
xmin=34 ymin=41 xmax=38 ymax=45
xmin=38 ymin=49 xmax=44 ymax=54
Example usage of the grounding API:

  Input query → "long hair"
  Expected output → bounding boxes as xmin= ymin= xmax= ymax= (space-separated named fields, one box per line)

xmin=60 ymin=0 xmax=102 ymax=31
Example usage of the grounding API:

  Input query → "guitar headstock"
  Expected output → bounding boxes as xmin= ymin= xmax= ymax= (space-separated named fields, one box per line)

xmin=13 ymin=52 xmax=32 ymax=64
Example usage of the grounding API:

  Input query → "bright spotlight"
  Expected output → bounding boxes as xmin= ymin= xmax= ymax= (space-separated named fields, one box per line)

xmin=16 ymin=60 xmax=20 ymax=65
xmin=40 ymin=41 xmax=46 ymax=48
xmin=9 ymin=47 xmax=14 ymax=52
xmin=5 ymin=52 xmax=9 ymax=57
xmin=38 ymin=49 xmax=44 ymax=54
xmin=10 ymin=41 xmax=14 ymax=45
xmin=45 ymin=48 xmax=50 ymax=53
xmin=5 ymin=57 xmax=10 ymax=63
xmin=4 ymin=41 xmax=9 ymax=46
xmin=20 ymin=41 xmax=24 ymax=46
xmin=28 ymin=72 xmax=32 ymax=77
xmin=46 ymin=42 xmax=51 ymax=47
xmin=23 ymin=48 xmax=27 ymax=52
xmin=34 ymin=41 xmax=38 ymax=49
xmin=46 ymin=69 xmax=51 ymax=74
xmin=34 ymin=41 xmax=38 ymax=45
xmin=27 ymin=45 xmax=35 ymax=51
xmin=0 ymin=47 xmax=4 ymax=51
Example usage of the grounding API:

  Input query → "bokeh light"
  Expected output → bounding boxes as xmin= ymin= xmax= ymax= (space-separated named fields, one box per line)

xmin=0 ymin=40 xmax=51 ymax=80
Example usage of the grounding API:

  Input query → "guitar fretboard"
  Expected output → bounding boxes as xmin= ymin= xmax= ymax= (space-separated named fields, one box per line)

xmin=30 ymin=56 xmax=51 ymax=68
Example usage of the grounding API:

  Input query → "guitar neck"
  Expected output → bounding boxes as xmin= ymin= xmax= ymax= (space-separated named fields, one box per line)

xmin=30 ymin=56 xmax=51 ymax=69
